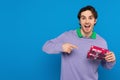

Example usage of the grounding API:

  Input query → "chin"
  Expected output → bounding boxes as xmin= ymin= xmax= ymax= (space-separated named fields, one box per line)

xmin=85 ymin=30 xmax=91 ymax=32
xmin=85 ymin=30 xmax=92 ymax=34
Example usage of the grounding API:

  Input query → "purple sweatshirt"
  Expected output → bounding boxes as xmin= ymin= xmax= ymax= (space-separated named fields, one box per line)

xmin=42 ymin=29 xmax=115 ymax=80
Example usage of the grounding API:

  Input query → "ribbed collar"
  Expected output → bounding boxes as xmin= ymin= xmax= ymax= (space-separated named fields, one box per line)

xmin=76 ymin=28 xmax=96 ymax=39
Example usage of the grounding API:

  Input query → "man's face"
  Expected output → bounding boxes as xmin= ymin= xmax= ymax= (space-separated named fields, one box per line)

xmin=80 ymin=10 xmax=96 ymax=35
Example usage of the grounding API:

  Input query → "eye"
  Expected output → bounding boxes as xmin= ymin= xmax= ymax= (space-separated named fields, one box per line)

xmin=89 ymin=16 xmax=94 ymax=20
xmin=81 ymin=17 xmax=86 ymax=20
xmin=89 ymin=17 xmax=93 ymax=20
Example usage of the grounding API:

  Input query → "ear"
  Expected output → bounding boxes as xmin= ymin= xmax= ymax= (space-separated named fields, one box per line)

xmin=78 ymin=20 xmax=81 ymax=26
xmin=94 ymin=19 xmax=97 ymax=24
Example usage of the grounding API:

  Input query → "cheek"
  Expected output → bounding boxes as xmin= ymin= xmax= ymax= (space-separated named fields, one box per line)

xmin=80 ymin=20 xmax=85 ymax=25
xmin=91 ymin=21 xmax=96 ymax=25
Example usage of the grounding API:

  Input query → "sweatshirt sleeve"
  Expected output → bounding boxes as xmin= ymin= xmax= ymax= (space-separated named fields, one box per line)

xmin=100 ymin=38 xmax=116 ymax=69
xmin=42 ymin=32 xmax=67 ymax=54
xmin=101 ymin=60 xmax=116 ymax=69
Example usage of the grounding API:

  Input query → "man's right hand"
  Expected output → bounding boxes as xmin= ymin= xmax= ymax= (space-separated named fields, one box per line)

xmin=62 ymin=43 xmax=78 ymax=54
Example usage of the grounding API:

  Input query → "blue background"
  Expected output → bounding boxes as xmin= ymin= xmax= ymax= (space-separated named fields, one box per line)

xmin=0 ymin=0 xmax=120 ymax=80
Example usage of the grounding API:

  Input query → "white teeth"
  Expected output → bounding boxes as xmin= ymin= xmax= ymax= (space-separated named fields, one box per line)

xmin=85 ymin=25 xmax=90 ymax=28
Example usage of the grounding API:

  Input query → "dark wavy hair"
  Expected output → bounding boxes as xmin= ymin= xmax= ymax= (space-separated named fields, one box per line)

xmin=77 ymin=5 xmax=98 ymax=20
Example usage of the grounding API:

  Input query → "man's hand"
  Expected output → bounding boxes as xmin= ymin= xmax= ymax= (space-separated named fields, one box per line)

xmin=62 ymin=43 xmax=78 ymax=54
xmin=105 ymin=52 xmax=116 ymax=62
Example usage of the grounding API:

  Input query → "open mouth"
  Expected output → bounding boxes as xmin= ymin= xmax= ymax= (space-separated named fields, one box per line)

xmin=84 ymin=25 xmax=90 ymax=28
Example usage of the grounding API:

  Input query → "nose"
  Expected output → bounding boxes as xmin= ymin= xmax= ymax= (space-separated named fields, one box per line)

xmin=85 ymin=19 xmax=89 ymax=23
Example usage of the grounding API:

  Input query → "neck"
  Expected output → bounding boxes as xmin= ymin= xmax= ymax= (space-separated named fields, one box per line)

xmin=81 ymin=29 xmax=92 ymax=38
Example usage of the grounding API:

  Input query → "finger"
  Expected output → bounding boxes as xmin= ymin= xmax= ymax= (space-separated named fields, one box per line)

xmin=70 ymin=44 xmax=78 ymax=49
xmin=106 ymin=59 xmax=114 ymax=62
xmin=65 ymin=48 xmax=72 ymax=54
xmin=105 ymin=52 xmax=112 ymax=55
xmin=67 ymin=50 xmax=71 ymax=54
xmin=69 ymin=47 xmax=73 ymax=50
xmin=105 ymin=54 xmax=113 ymax=58
xmin=106 ymin=58 xmax=115 ymax=62
xmin=105 ymin=56 xmax=115 ymax=62
xmin=105 ymin=57 xmax=113 ymax=60
xmin=105 ymin=53 xmax=114 ymax=58
xmin=105 ymin=52 xmax=113 ymax=57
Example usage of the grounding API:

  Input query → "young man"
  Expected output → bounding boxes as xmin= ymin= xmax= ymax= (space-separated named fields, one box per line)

xmin=42 ymin=5 xmax=116 ymax=80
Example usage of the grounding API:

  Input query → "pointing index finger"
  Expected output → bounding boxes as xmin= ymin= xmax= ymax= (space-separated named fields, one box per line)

xmin=70 ymin=44 xmax=78 ymax=49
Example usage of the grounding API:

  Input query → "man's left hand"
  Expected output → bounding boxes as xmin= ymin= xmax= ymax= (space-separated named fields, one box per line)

xmin=105 ymin=52 xmax=116 ymax=62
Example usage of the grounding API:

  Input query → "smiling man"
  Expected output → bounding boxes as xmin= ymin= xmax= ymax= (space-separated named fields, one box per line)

xmin=42 ymin=5 xmax=116 ymax=80
xmin=80 ymin=10 xmax=96 ymax=37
